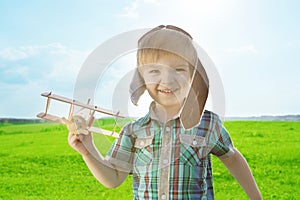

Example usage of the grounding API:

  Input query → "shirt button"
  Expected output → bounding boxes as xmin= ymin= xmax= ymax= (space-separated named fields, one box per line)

xmin=192 ymin=140 xmax=198 ymax=146
xmin=161 ymin=194 xmax=167 ymax=199
xmin=140 ymin=141 xmax=145 ymax=146
xmin=165 ymin=127 xmax=170 ymax=132
xmin=163 ymin=159 xmax=169 ymax=164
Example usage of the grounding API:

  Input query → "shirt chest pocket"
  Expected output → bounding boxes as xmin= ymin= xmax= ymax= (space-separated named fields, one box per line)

xmin=180 ymin=135 xmax=207 ymax=167
xmin=134 ymin=136 xmax=154 ymax=166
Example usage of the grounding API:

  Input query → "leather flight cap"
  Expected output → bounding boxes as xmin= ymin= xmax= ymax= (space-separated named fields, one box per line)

xmin=130 ymin=25 xmax=209 ymax=129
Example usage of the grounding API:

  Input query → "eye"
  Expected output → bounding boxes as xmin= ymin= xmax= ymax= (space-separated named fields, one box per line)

xmin=149 ymin=69 xmax=160 ymax=74
xmin=175 ymin=68 xmax=187 ymax=72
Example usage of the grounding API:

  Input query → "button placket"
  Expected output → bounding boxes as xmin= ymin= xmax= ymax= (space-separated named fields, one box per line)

xmin=192 ymin=140 xmax=198 ymax=146
xmin=158 ymin=125 xmax=172 ymax=200
xmin=161 ymin=193 xmax=167 ymax=199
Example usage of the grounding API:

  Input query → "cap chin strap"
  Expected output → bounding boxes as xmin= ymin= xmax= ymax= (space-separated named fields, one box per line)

xmin=177 ymin=57 xmax=198 ymax=118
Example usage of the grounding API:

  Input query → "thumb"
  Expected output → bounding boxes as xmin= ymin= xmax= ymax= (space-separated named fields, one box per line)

xmin=62 ymin=117 xmax=78 ymax=134
xmin=62 ymin=117 xmax=70 ymax=125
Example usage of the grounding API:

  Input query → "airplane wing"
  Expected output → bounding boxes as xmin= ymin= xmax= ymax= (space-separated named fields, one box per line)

xmin=37 ymin=92 xmax=123 ymax=138
xmin=40 ymin=92 xmax=126 ymax=117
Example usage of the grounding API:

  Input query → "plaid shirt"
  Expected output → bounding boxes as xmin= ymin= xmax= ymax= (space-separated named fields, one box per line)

xmin=107 ymin=107 xmax=234 ymax=200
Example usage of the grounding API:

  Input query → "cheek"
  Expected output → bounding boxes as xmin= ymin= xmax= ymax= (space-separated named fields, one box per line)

xmin=178 ymin=71 xmax=191 ymax=81
xmin=145 ymin=84 xmax=158 ymax=100
xmin=178 ymin=76 xmax=191 ymax=95
xmin=143 ymin=75 xmax=160 ymax=85
xmin=145 ymin=83 xmax=157 ymax=91
xmin=177 ymin=75 xmax=191 ymax=86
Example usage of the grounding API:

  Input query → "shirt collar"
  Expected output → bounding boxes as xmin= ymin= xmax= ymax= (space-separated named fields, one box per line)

xmin=137 ymin=102 xmax=154 ymax=126
xmin=139 ymin=102 xmax=182 ymax=127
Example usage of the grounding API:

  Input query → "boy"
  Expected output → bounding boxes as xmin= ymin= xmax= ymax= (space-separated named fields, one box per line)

xmin=67 ymin=25 xmax=262 ymax=199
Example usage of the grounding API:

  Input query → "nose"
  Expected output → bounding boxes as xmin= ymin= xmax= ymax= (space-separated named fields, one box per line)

xmin=160 ymin=69 xmax=176 ymax=84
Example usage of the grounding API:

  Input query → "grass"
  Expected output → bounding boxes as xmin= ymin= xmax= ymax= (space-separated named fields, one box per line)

xmin=213 ymin=121 xmax=300 ymax=199
xmin=0 ymin=120 xmax=299 ymax=199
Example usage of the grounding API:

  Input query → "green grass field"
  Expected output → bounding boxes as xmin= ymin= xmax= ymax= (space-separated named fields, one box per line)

xmin=0 ymin=120 xmax=299 ymax=199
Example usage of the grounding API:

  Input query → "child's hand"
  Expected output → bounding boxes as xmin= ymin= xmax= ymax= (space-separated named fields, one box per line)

xmin=63 ymin=116 xmax=94 ymax=156
xmin=68 ymin=132 xmax=92 ymax=156
xmin=62 ymin=115 xmax=90 ymax=135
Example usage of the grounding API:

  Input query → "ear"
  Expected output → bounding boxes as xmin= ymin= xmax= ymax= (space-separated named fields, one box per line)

xmin=129 ymin=69 xmax=146 ymax=105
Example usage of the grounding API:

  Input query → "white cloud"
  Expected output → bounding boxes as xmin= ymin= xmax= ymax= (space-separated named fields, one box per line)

xmin=0 ymin=43 xmax=89 ymax=84
xmin=117 ymin=0 xmax=139 ymax=18
xmin=0 ymin=48 xmax=32 ymax=61
xmin=116 ymin=0 xmax=232 ymax=20
xmin=4 ymin=65 xmax=28 ymax=75
xmin=0 ymin=43 xmax=87 ymax=61
xmin=114 ymin=0 xmax=237 ymax=50
xmin=0 ymin=43 xmax=90 ymax=117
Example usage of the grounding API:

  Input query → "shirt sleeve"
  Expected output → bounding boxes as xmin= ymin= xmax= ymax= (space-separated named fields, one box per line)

xmin=105 ymin=123 xmax=135 ymax=173
xmin=209 ymin=115 xmax=234 ymax=158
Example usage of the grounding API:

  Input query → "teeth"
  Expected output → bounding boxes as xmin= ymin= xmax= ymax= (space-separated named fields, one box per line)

xmin=159 ymin=89 xmax=172 ymax=93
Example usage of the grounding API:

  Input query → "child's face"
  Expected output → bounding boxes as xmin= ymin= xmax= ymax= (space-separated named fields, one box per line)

xmin=140 ymin=53 xmax=192 ymax=111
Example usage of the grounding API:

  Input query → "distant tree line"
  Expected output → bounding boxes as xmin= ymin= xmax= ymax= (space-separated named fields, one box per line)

xmin=0 ymin=118 xmax=45 ymax=124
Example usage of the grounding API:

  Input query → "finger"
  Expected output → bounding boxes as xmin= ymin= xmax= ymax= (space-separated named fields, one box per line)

xmin=62 ymin=117 xmax=70 ymax=125
xmin=78 ymin=134 xmax=84 ymax=142
xmin=68 ymin=132 xmax=78 ymax=141
xmin=80 ymin=132 xmax=93 ymax=143
xmin=68 ymin=132 xmax=73 ymax=140
xmin=68 ymin=134 xmax=75 ymax=144
xmin=68 ymin=133 xmax=81 ymax=145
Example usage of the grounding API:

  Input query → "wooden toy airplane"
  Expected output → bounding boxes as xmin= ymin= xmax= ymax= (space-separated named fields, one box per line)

xmin=37 ymin=92 xmax=125 ymax=138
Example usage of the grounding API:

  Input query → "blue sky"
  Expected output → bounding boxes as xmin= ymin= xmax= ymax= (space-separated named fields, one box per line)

xmin=0 ymin=0 xmax=299 ymax=118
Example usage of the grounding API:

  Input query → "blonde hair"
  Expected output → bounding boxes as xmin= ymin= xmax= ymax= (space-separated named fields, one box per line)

xmin=137 ymin=49 xmax=194 ymax=77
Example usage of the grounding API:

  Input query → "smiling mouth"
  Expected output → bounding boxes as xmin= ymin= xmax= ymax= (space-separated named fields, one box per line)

xmin=158 ymin=89 xmax=176 ymax=94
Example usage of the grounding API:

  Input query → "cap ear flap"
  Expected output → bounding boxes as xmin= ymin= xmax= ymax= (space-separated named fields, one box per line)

xmin=180 ymin=60 xmax=209 ymax=129
xmin=130 ymin=69 xmax=146 ymax=105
